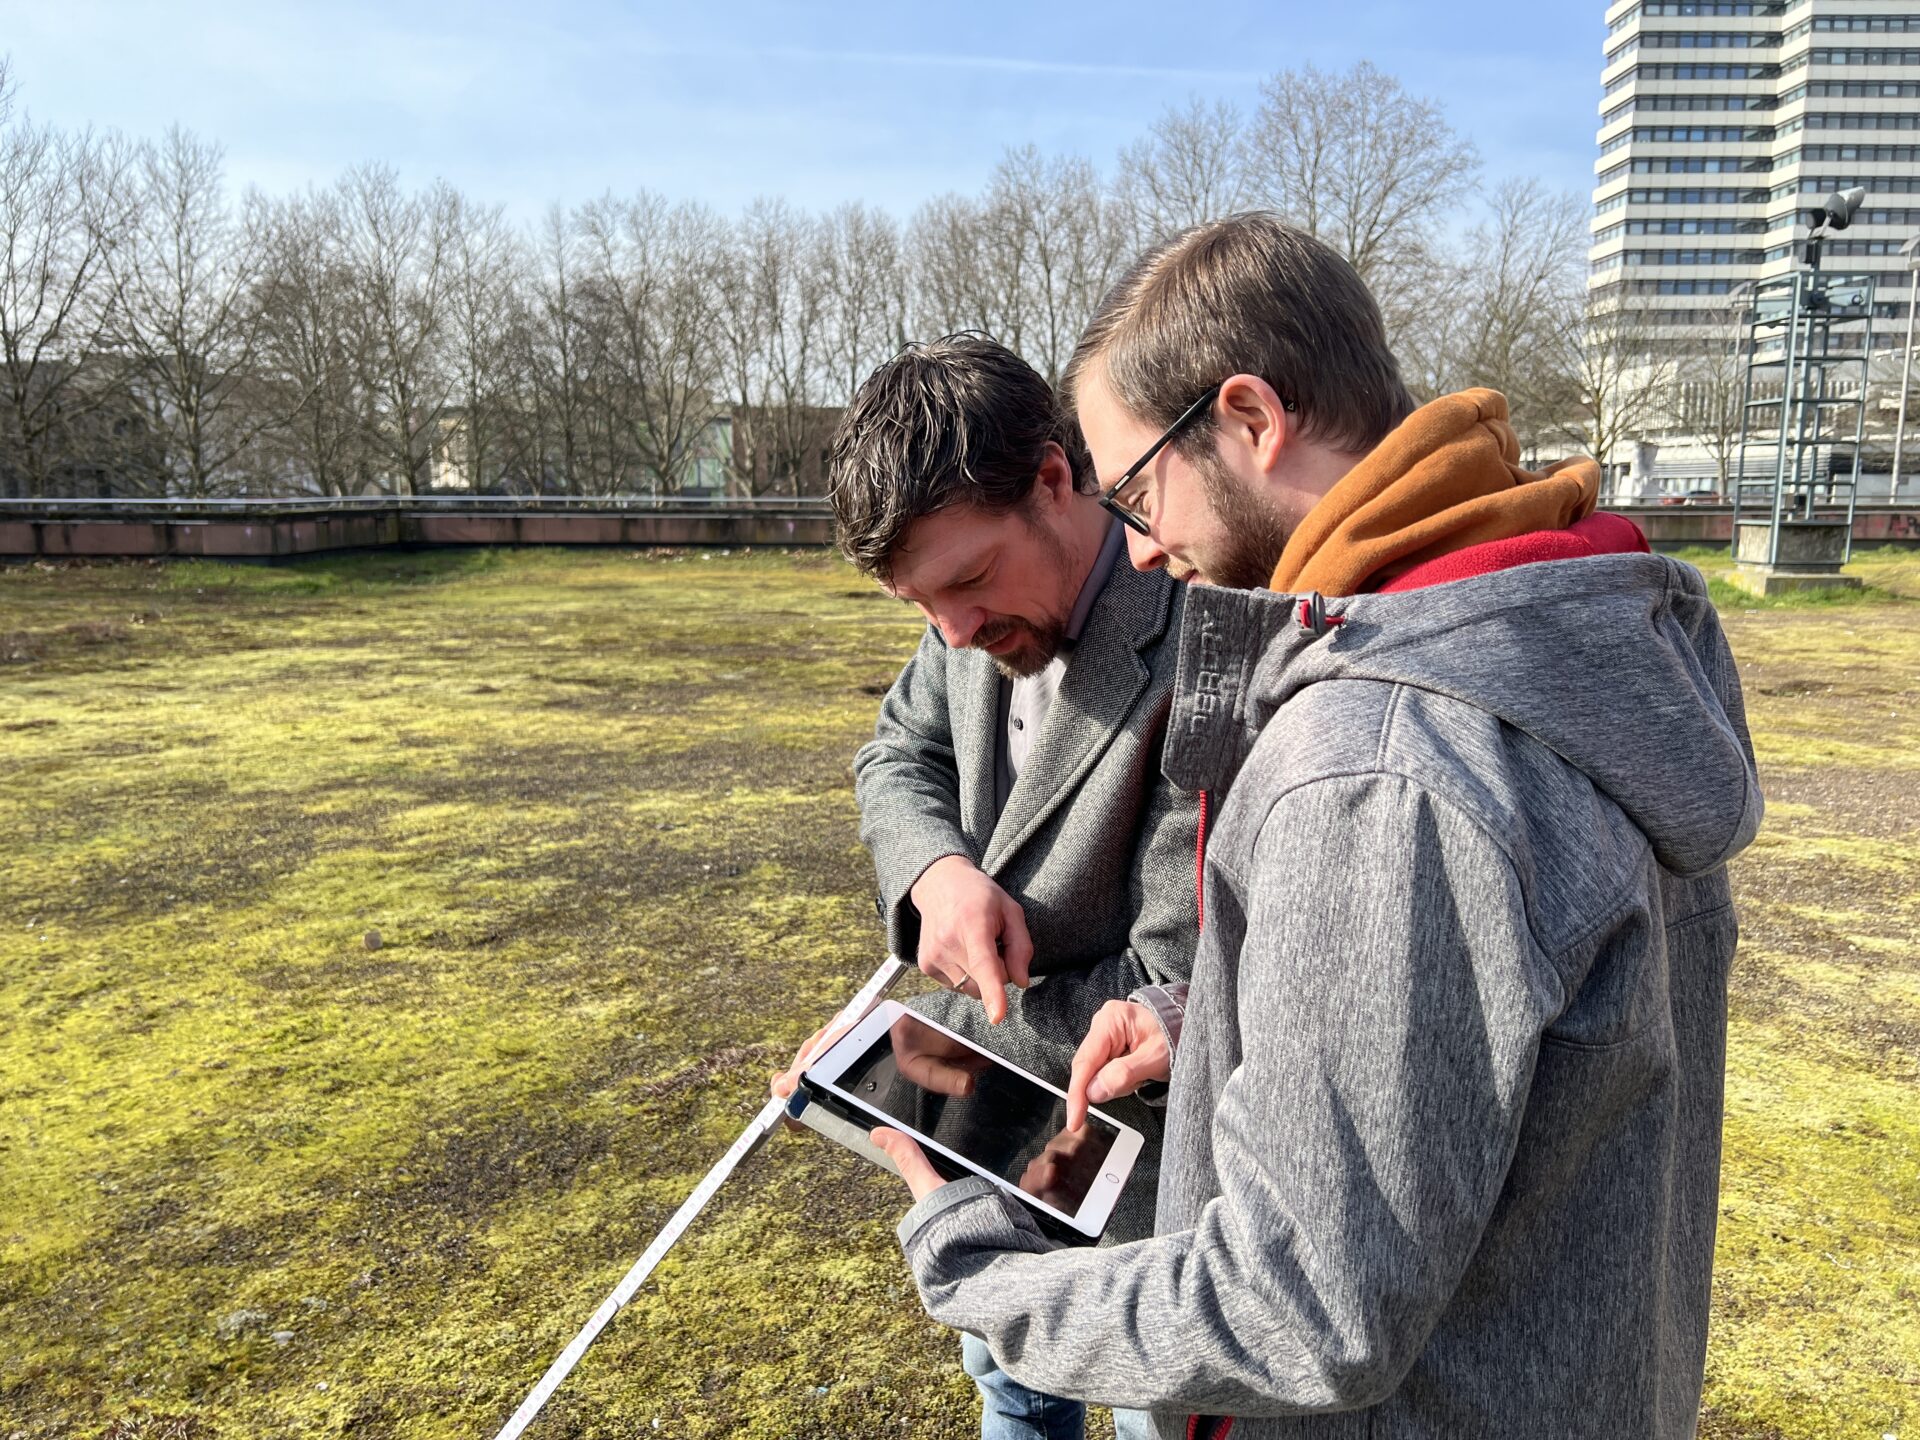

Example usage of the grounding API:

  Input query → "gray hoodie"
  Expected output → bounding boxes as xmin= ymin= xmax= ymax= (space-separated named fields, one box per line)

xmin=894 ymin=552 xmax=1761 ymax=1439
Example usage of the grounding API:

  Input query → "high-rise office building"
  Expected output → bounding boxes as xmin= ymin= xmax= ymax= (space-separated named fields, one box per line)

xmin=1593 ymin=0 xmax=1920 ymax=490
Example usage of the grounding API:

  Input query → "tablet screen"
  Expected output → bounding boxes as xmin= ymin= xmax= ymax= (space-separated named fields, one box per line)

xmin=830 ymin=1013 xmax=1120 ymax=1215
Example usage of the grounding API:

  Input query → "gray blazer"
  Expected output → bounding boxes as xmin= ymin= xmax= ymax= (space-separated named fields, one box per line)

xmin=851 ymin=555 xmax=1201 ymax=1241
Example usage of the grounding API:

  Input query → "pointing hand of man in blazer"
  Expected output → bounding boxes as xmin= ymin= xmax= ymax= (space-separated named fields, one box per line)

xmin=907 ymin=854 xmax=1033 ymax=1022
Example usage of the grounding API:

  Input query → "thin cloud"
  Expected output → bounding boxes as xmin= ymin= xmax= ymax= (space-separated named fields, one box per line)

xmin=628 ymin=40 xmax=1261 ymax=85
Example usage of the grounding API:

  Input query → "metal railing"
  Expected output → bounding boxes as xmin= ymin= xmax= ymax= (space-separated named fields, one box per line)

xmin=0 ymin=493 xmax=833 ymax=519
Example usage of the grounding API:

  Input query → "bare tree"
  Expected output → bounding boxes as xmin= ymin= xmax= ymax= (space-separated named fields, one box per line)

xmin=908 ymin=192 xmax=994 ymax=341
xmin=1551 ymin=300 xmax=1677 ymax=495
xmin=820 ymin=201 xmax=906 ymax=399
xmin=0 ymin=116 xmax=133 ymax=496
xmin=1114 ymin=97 xmax=1251 ymax=250
xmin=1668 ymin=297 xmax=1752 ymax=493
xmin=443 ymin=191 xmax=521 ymax=491
xmin=577 ymin=193 xmax=725 ymax=494
xmin=1440 ymin=179 xmax=1589 ymax=448
xmin=1389 ymin=256 xmax=1472 ymax=408
xmin=337 ymin=165 xmax=455 ymax=494
xmin=1244 ymin=62 xmax=1480 ymax=327
xmin=487 ymin=277 xmax=545 ymax=492
xmin=715 ymin=199 xmax=831 ymax=495
xmin=981 ymin=145 xmax=1129 ymax=385
xmin=7 ymin=51 xmax=1643 ymax=502
xmin=910 ymin=155 xmax=1127 ymax=390
xmin=638 ymin=202 xmax=729 ymax=493
xmin=516 ymin=205 xmax=591 ymax=494
xmin=106 ymin=126 xmax=285 ymax=496
xmin=252 ymin=190 xmax=370 ymax=495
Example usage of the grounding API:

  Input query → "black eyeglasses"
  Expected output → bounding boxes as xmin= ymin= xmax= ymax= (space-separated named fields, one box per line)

xmin=1096 ymin=384 xmax=1296 ymax=536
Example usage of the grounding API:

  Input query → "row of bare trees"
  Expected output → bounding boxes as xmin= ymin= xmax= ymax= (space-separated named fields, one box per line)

xmin=0 ymin=55 xmax=1688 ymax=499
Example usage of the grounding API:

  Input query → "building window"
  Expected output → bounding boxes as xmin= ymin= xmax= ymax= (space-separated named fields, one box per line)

xmin=1627 ymin=216 xmax=1765 ymax=235
xmin=1631 ymin=156 xmax=1773 ymax=174
xmin=1811 ymin=47 xmax=1920 ymax=65
xmin=1615 ymin=125 xmax=1776 ymax=146
xmin=1637 ymin=31 xmax=1779 ymax=47
xmin=1800 ymin=110 xmax=1920 ymax=130
xmin=1621 ymin=62 xmax=1778 ymax=81
xmin=1615 ymin=93 xmax=1776 ymax=114
xmin=1803 ymin=79 xmax=1920 ymax=97
xmin=1785 ymin=176 xmax=1920 ymax=196
xmin=1623 ymin=248 xmax=1766 ymax=265
xmin=1640 ymin=1 xmax=1786 ymax=13
xmin=1795 ymin=143 xmax=1920 ymax=163
xmin=1812 ymin=15 xmax=1920 ymax=32
xmin=1621 ymin=186 xmax=1771 ymax=206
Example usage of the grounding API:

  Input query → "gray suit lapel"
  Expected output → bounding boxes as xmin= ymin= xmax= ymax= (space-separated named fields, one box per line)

xmin=982 ymin=561 xmax=1174 ymax=875
xmin=951 ymin=645 xmax=1002 ymax=853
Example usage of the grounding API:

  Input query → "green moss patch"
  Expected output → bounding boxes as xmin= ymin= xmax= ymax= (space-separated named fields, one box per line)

xmin=2 ymin=548 xmax=1915 ymax=1439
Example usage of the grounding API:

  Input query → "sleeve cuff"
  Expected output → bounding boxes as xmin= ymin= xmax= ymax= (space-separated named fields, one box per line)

xmin=875 ymin=837 xmax=975 ymax=917
xmin=1127 ymin=982 xmax=1187 ymax=1055
xmin=880 ymin=846 xmax=975 ymax=959
xmin=1125 ymin=984 xmax=1188 ymax=1109
xmin=895 ymin=1175 xmax=1004 ymax=1250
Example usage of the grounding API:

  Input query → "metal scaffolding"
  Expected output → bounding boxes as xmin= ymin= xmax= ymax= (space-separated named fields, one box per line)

xmin=1732 ymin=270 xmax=1877 ymax=568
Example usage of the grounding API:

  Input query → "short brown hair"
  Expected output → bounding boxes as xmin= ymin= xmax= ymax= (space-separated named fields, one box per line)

xmin=1064 ymin=212 xmax=1414 ymax=457
xmin=827 ymin=333 xmax=1089 ymax=581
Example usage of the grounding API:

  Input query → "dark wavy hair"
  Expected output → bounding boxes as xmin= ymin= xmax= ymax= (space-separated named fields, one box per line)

xmin=827 ymin=333 xmax=1091 ymax=581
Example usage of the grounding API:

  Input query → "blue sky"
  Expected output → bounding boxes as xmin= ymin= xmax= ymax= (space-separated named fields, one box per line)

xmin=2 ymin=1 xmax=1606 ymax=222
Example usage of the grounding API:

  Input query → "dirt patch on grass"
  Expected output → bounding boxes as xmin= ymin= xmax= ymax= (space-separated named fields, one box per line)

xmin=1760 ymin=767 xmax=1920 ymax=842
xmin=380 ymin=1111 xmax=622 ymax=1225
xmin=101 ymin=1412 xmax=214 ymax=1440
xmin=1 ymin=618 xmax=133 ymax=663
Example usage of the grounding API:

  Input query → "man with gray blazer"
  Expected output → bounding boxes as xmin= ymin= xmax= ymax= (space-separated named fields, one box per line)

xmin=780 ymin=333 xmax=1198 ymax=1440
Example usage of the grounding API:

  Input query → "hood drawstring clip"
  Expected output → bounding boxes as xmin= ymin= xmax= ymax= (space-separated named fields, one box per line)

xmin=1295 ymin=591 xmax=1346 ymax=637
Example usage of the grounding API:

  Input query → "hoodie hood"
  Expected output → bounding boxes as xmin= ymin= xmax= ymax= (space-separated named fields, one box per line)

xmin=1270 ymin=389 xmax=1602 ymax=597
xmin=1166 ymin=552 xmax=1761 ymax=878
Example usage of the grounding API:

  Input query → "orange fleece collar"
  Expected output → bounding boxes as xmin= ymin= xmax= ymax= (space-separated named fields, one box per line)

xmin=1269 ymin=389 xmax=1600 ymax=598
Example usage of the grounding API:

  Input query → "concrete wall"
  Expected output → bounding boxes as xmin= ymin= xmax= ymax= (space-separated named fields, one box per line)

xmin=1 ymin=504 xmax=1913 ymax=560
xmin=1633 ymin=507 xmax=1920 ymax=551
xmin=0 ymin=508 xmax=830 ymax=557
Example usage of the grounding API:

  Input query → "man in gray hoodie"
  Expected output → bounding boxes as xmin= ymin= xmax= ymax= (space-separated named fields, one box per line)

xmin=869 ymin=214 xmax=1762 ymax=1439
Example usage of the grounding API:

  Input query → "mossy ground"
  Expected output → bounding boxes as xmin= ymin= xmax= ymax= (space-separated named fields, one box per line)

xmin=2 ymin=545 xmax=1916 ymax=1439
xmin=1683 ymin=546 xmax=1920 ymax=1438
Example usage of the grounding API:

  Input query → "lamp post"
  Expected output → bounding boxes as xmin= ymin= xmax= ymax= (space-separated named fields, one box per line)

xmin=1729 ymin=189 xmax=1872 ymax=592
xmin=1894 ymin=234 xmax=1920 ymax=501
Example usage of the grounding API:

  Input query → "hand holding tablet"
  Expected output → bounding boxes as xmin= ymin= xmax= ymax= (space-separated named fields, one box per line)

xmin=797 ymin=1001 xmax=1144 ymax=1243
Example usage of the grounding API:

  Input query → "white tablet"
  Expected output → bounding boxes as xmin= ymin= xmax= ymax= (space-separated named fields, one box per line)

xmin=799 ymin=999 xmax=1144 ymax=1243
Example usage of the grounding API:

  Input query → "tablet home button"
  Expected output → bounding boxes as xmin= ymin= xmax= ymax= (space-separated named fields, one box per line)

xmin=1104 ymin=1173 xmax=1120 ymax=1183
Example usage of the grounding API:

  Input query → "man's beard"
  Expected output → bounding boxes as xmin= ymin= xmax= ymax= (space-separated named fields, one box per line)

xmin=977 ymin=507 xmax=1076 ymax=679
xmin=977 ymin=615 xmax=1069 ymax=679
xmin=1190 ymin=449 xmax=1293 ymax=591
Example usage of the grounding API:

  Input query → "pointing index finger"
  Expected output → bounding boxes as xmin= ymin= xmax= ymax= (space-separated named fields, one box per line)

xmin=1066 ymin=1039 xmax=1102 ymax=1133
xmin=960 ymin=922 xmax=1010 ymax=1024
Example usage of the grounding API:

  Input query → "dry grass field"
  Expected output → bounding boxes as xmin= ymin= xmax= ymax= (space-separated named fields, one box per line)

xmin=1 ymin=546 xmax=1915 ymax=1440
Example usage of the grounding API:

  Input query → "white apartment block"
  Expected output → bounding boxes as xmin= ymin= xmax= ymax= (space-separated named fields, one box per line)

xmin=1593 ymin=0 xmax=1920 ymax=493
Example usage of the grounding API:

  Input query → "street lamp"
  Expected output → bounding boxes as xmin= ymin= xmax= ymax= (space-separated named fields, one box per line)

xmin=1803 ymin=187 xmax=1867 ymax=271
xmin=1894 ymin=234 xmax=1920 ymax=501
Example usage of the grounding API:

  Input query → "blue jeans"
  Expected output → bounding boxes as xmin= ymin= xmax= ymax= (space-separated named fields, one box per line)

xmin=961 ymin=1332 xmax=1154 ymax=1439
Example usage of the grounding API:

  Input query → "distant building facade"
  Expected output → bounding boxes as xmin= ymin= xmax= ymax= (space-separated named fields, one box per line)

xmin=722 ymin=403 xmax=843 ymax=498
xmin=1592 ymin=0 xmax=1920 ymax=496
